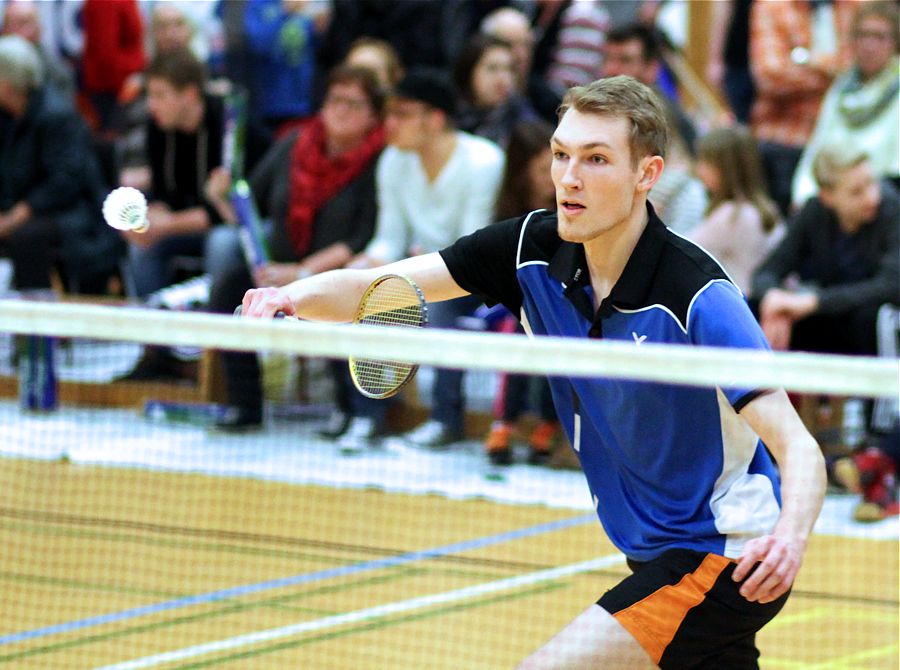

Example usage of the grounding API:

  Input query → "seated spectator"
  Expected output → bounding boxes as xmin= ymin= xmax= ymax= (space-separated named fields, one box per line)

xmin=752 ymin=145 xmax=899 ymax=356
xmin=544 ymin=0 xmax=609 ymax=93
xmin=0 ymin=35 xmax=121 ymax=294
xmin=481 ymin=120 xmax=562 ymax=466
xmin=339 ymin=67 xmax=505 ymax=452
xmin=601 ymin=22 xmax=696 ymax=153
xmin=453 ymin=34 xmax=538 ymax=149
xmin=205 ymin=65 xmax=385 ymax=430
xmin=1 ymin=0 xmax=75 ymax=95
xmin=123 ymin=48 xmax=229 ymax=299
xmin=689 ymin=125 xmax=783 ymax=294
xmin=479 ymin=6 xmax=562 ymax=123
xmin=343 ymin=36 xmax=404 ymax=93
xmin=792 ymin=1 xmax=899 ymax=209
xmin=646 ymin=116 xmax=706 ymax=236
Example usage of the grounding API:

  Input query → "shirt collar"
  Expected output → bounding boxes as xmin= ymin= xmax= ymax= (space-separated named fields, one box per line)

xmin=548 ymin=202 xmax=668 ymax=317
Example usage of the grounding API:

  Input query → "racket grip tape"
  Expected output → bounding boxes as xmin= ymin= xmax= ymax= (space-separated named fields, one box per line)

xmin=233 ymin=305 xmax=286 ymax=319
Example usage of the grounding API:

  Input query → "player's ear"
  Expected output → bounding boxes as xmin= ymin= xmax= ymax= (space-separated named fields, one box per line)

xmin=636 ymin=155 xmax=664 ymax=193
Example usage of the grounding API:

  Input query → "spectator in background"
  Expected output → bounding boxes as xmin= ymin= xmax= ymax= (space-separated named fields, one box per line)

xmin=689 ymin=125 xmax=783 ymax=294
xmin=81 ymin=0 xmax=145 ymax=134
xmin=706 ymin=0 xmax=755 ymax=124
xmin=544 ymin=0 xmax=609 ymax=93
xmin=122 ymin=49 xmax=227 ymax=300
xmin=482 ymin=120 xmax=562 ymax=467
xmin=749 ymin=0 xmax=856 ymax=217
xmin=339 ymin=68 xmax=505 ymax=452
xmin=204 ymin=65 xmax=385 ymax=431
xmin=0 ymin=35 xmax=121 ymax=294
xmin=453 ymin=34 xmax=538 ymax=149
xmin=479 ymin=6 xmax=561 ymax=124
xmin=343 ymin=36 xmax=404 ymax=93
xmin=792 ymin=1 xmax=899 ymax=209
xmin=115 ymin=1 xmax=209 ymax=192
xmin=1 ymin=0 xmax=75 ymax=95
xmin=752 ymin=146 xmax=899 ymax=357
xmin=243 ymin=0 xmax=329 ymax=137
xmin=601 ymin=23 xmax=696 ymax=153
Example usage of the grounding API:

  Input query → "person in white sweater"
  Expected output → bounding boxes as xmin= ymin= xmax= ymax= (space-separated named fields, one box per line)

xmin=342 ymin=67 xmax=505 ymax=451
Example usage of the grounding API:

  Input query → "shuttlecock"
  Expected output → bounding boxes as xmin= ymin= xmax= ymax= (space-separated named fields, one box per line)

xmin=102 ymin=186 xmax=148 ymax=232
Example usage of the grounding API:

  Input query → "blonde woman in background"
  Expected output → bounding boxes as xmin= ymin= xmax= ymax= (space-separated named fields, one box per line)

xmin=689 ymin=125 xmax=783 ymax=294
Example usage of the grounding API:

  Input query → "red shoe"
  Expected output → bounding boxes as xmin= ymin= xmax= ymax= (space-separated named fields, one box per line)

xmin=528 ymin=420 xmax=561 ymax=465
xmin=485 ymin=421 xmax=513 ymax=465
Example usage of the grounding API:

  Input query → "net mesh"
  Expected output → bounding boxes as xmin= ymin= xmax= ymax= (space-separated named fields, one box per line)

xmin=0 ymin=298 xmax=897 ymax=669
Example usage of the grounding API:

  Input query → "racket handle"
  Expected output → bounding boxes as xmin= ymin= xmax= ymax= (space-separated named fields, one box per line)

xmin=232 ymin=305 xmax=286 ymax=319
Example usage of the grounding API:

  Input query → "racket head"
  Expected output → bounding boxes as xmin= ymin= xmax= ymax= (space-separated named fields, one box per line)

xmin=349 ymin=274 xmax=428 ymax=399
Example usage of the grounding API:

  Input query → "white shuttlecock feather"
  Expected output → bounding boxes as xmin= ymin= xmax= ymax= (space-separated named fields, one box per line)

xmin=102 ymin=187 xmax=148 ymax=232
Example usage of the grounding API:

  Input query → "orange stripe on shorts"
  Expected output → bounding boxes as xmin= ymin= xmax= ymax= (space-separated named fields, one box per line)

xmin=614 ymin=553 xmax=731 ymax=664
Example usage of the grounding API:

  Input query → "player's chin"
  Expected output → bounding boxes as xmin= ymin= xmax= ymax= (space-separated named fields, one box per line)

xmin=556 ymin=220 xmax=592 ymax=244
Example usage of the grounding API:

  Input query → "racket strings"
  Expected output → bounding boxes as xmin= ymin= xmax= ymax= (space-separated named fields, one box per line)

xmin=351 ymin=277 xmax=426 ymax=398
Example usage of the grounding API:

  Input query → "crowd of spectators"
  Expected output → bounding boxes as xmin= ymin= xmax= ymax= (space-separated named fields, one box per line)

xmin=0 ymin=0 xmax=896 ymax=511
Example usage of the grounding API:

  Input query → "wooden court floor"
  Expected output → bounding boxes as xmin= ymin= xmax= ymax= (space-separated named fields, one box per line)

xmin=0 ymin=457 xmax=897 ymax=669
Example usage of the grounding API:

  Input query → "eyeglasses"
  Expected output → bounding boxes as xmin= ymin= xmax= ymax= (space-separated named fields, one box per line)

xmin=853 ymin=29 xmax=894 ymax=42
xmin=323 ymin=94 xmax=372 ymax=112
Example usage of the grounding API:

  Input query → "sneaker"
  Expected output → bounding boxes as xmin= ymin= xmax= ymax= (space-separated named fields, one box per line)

xmin=528 ymin=420 xmax=561 ymax=465
xmin=403 ymin=420 xmax=460 ymax=449
xmin=317 ymin=410 xmax=350 ymax=439
xmin=485 ymin=421 xmax=513 ymax=466
xmin=337 ymin=417 xmax=384 ymax=454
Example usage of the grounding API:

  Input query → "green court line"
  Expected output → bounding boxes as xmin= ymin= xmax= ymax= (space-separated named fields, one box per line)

xmin=1 ymin=564 xmax=514 ymax=664
xmin=0 ymin=519 xmax=370 ymax=567
xmin=0 ymin=571 xmax=183 ymax=601
xmin=170 ymin=582 xmax=567 ymax=669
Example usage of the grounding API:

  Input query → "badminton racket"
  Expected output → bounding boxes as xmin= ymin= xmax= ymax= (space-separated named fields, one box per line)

xmin=234 ymin=273 xmax=428 ymax=399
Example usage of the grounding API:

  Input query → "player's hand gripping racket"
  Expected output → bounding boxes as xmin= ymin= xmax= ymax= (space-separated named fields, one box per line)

xmin=349 ymin=274 xmax=428 ymax=399
xmin=235 ymin=274 xmax=427 ymax=399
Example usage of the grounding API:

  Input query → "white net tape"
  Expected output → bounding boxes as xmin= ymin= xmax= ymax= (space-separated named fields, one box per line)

xmin=1 ymin=300 xmax=897 ymax=398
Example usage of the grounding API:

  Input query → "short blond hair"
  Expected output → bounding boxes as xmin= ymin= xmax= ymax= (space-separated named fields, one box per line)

xmin=812 ymin=145 xmax=869 ymax=189
xmin=558 ymin=75 xmax=668 ymax=168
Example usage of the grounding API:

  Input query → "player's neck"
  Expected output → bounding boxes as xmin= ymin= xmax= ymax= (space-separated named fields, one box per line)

xmin=417 ymin=130 xmax=457 ymax=183
xmin=583 ymin=202 xmax=649 ymax=306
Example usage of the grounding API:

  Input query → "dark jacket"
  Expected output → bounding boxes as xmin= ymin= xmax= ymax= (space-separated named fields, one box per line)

xmin=0 ymin=85 xmax=121 ymax=281
xmin=752 ymin=180 xmax=899 ymax=314
xmin=248 ymin=129 xmax=379 ymax=263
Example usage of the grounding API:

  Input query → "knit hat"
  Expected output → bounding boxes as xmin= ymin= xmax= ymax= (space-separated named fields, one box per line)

xmin=392 ymin=67 xmax=457 ymax=119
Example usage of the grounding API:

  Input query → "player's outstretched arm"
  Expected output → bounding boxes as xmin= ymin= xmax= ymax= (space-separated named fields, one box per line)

xmin=732 ymin=389 xmax=826 ymax=604
xmin=240 ymin=252 xmax=468 ymax=322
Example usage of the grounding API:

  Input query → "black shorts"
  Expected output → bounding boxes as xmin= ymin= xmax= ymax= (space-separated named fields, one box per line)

xmin=597 ymin=549 xmax=790 ymax=669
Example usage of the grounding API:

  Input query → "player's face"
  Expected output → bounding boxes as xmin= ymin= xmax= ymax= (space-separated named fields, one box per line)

xmin=321 ymin=81 xmax=378 ymax=146
xmin=551 ymin=110 xmax=652 ymax=243
xmin=471 ymin=46 xmax=515 ymax=107
xmin=820 ymin=160 xmax=881 ymax=230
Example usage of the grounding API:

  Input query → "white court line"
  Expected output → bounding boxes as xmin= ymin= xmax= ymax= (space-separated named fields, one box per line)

xmin=97 ymin=553 xmax=626 ymax=669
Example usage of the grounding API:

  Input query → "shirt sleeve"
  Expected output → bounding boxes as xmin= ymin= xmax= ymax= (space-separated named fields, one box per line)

xmin=439 ymin=216 xmax=524 ymax=315
xmin=687 ymin=279 xmax=773 ymax=410
xmin=365 ymin=150 xmax=408 ymax=263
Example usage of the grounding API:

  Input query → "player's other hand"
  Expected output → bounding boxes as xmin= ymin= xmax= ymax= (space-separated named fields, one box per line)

xmin=732 ymin=533 xmax=806 ymax=603
xmin=240 ymin=287 xmax=296 ymax=319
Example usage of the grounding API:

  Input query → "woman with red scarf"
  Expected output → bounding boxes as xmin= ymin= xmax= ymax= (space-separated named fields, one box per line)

xmin=207 ymin=65 xmax=385 ymax=430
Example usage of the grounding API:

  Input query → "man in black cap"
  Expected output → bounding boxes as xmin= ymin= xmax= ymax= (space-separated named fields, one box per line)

xmin=338 ymin=67 xmax=506 ymax=451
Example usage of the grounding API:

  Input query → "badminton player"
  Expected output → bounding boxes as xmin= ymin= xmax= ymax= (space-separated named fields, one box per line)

xmin=241 ymin=76 xmax=826 ymax=669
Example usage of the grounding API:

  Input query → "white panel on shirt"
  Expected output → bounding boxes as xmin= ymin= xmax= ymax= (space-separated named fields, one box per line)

xmin=710 ymin=388 xmax=780 ymax=558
